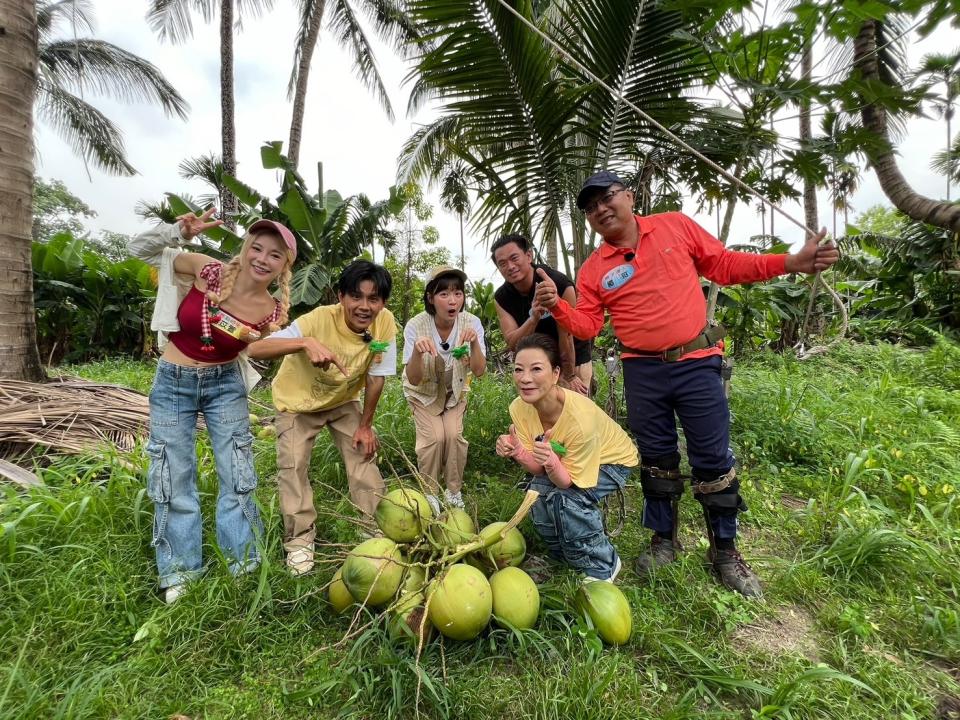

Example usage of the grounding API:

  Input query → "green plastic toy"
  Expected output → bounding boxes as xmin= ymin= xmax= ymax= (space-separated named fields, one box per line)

xmin=549 ymin=440 xmax=568 ymax=456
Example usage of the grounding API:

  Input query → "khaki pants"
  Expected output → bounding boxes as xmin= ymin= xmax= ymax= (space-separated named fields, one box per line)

xmin=275 ymin=402 xmax=384 ymax=551
xmin=408 ymin=398 xmax=468 ymax=495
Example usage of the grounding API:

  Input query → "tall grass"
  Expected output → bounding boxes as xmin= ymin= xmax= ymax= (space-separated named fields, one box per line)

xmin=1 ymin=341 xmax=958 ymax=718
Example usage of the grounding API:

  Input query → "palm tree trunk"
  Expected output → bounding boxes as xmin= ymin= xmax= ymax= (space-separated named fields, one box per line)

xmin=854 ymin=20 xmax=960 ymax=232
xmin=800 ymin=42 xmax=819 ymax=233
xmin=458 ymin=211 xmax=465 ymax=270
xmin=288 ymin=0 xmax=325 ymax=169
xmin=0 ymin=0 xmax=45 ymax=381
xmin=220 ymin=0 xmax=237 ymax=229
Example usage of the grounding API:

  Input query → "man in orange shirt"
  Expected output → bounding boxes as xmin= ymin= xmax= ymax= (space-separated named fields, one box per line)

xmin=534 ymin=170 xmax=838 ymax=596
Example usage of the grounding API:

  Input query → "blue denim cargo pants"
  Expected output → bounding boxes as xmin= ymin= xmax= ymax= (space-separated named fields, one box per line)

xmin=529 ymin=464 xmax=630 ymax=581
xmin=146 ymin=359 xmax=263 ymax=589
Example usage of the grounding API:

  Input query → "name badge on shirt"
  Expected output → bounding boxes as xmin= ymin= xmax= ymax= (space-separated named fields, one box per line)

xmin=601 ymin=263 xmax=635 ymax=291
xmin=212 ymin=309 xmax=260 ymax=341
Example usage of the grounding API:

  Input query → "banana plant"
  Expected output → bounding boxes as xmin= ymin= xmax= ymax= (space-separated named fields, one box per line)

xmin=163 ymin=141 xmax=405 ymax=308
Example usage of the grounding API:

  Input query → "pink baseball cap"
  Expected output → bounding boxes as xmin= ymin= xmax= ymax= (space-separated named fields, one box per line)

xmin=248 ymin=219 xmax=297 ymax=260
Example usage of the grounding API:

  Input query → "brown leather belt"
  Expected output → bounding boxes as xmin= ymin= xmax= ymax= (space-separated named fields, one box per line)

xmin=621 ymin=323 xmax=726 ymax=362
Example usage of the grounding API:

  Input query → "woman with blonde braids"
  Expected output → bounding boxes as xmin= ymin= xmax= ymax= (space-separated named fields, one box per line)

xmin=130 ymin=209 xmax=296 ymax=603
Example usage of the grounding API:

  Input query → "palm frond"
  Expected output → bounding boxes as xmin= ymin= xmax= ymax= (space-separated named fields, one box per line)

xmin=146 ymin=0 xmax=215 ymax=44
xmin=355 ymin=0 xmax=421 ymax=59
xmin=326 ymin=0 xmax=395 ymax=121
xmin=178 ymin=153 xmax=224 ymax=188
xmin=37 ymin=0 xmax=95 ymax=40
xmin=39 ymin=39 xmax=189 ymax=119
xmin=36 ymin=79 xmax=136 ymax=176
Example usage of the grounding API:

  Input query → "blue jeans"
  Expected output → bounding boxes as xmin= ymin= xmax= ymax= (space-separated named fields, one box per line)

xmin=622 ymin=355 xmax=738 ymax=540
xmin=146 ymin=359 xmax=263 ymax=588
xmin=529 ymin=464 xmax=630 ymax=580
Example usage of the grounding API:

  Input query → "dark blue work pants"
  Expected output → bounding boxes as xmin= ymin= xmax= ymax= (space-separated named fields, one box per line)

xmin=622 ymin=355 xmax=738 ymax=540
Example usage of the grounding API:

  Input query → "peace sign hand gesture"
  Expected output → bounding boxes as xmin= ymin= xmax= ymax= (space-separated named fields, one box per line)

xmin=177 ymin=207 xmax=223 ymax=241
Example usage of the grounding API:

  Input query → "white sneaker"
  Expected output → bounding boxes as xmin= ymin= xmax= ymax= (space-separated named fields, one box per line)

xmin=164 ymin=583 xmax=187 ymax=605
xmin=605 ymin=556 xmax=623 ymax=583
xmin=425 ymin=494 xmax=442 ymax=515
xmin=286 ymin=547 xmax=315 ymax=576
xmin=444 ymin=490 xmax=465 ymax=508
xmin=582 ymin=556 xmax=622 ymax=585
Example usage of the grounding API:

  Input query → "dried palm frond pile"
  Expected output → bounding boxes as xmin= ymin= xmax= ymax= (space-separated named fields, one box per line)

xmin=0 ymin=378 xmax=151 ymax=458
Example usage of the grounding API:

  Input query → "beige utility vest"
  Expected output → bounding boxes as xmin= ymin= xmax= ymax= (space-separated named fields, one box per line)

xmin=402 ymin=311 xmax=477 ymax=414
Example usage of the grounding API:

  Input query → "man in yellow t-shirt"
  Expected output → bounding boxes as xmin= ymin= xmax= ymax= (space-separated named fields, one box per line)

xmin=248 ymin=260 xmax=397 ymax=575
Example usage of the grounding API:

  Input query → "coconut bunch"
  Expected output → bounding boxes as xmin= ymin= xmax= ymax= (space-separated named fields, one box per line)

xmin=327 ymin=487 xmax=632 ymax=648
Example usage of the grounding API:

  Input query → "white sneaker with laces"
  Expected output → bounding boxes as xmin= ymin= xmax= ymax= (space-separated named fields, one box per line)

xmin=444 ymin=490 xmax=465 ymax=508
xmin=286 ymin=547 xmax=315 ymax=576
xmin=425 ymin=494 xmax=442 ymax=515
xmin=164 ymin=583 xmax=187 ymax=605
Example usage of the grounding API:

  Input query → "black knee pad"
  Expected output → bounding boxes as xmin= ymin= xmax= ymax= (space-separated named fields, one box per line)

xmin=640 ymin=452 xmax=683 ymax=501
xmin=691 ymin=468 xmax=746 ymax=516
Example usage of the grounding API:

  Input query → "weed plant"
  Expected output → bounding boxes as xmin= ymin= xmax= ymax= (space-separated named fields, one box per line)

xmin=2 ymin=341 xmax=959 ymax=718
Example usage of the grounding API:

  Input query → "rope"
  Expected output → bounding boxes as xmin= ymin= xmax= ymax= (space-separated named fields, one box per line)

xmin=491 ymin=0 xmax=846 ymax=355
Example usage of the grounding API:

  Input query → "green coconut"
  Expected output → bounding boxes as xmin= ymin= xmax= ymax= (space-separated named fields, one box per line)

xmin=341 ymin=537 xmax=404 ymax=606
xmin=328 ymin=566 xmax=354 ymax=614
xmin=575 ymin=581 xmax=632 ymax=646
xmin=489 ymin=567 xmax=540 ymax=630
xmin=430 ymin=508 xmax=477 ymax=547
xmin=472 ymin=522 xmax=526 ymax=572
xmin=375 ymin=487 xmax=434 ymax=542
xmin=428 ymin=564 xmax=492 ymax=641
xmin=387 ymin=591 xmax=433 ymax=645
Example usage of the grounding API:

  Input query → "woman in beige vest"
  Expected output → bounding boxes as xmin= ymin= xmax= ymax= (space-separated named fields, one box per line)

xmin=402 ymin=266 xmax=486 ymax=510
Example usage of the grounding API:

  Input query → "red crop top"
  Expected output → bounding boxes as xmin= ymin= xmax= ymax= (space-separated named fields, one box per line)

xmin=169 ymin=285 xmax=262 ymax=363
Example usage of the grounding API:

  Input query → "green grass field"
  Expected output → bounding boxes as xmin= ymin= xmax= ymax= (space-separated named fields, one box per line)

xmin=2 ymin=340 xmax=959 ymax=719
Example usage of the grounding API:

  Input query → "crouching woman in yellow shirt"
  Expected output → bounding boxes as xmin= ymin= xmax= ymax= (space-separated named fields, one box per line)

xmin=496 ymin=333 xmax=638 ymax=582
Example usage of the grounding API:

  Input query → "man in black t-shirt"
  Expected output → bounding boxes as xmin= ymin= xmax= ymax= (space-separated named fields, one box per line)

xmin=492 ymin=234 xmax=593 ymax=394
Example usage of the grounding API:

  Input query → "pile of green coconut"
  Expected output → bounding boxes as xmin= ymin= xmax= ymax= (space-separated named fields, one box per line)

xmin=326 ymin=487 xmax=633 ymax=648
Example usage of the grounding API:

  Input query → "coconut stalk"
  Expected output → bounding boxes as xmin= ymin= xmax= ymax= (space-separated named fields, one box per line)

xmin=443 ymin=489 xmax=540 ymax=564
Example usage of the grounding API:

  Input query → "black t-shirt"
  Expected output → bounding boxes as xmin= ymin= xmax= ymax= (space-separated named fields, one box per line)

xmin=495 ymin=264 xmax=592 ymax=365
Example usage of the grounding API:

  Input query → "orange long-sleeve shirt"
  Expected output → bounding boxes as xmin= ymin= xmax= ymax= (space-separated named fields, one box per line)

xmin=551 ymin=213 xmax=788 ymax=359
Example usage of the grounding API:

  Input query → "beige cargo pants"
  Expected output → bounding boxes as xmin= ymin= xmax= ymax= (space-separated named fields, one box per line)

xmin=275 ymin=401 xmax=384 ymax=551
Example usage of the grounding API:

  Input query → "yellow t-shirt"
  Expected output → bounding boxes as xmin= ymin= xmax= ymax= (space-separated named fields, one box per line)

xmin=509 ymin=389 xmax=638 ymax=489
xmin=272 ymin=304 xmax=397 ymax=413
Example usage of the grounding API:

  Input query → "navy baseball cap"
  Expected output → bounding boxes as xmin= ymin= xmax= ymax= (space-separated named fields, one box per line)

xmin=576 ymin=170 xmax=626 ymax=210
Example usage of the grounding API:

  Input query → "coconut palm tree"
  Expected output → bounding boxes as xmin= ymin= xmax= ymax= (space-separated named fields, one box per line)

xmin=0 ymin=0 xmax=45 ymax=381
xmin=398 ymin=0 xmax=710 ymax=272
xmin=146 ymin=0 xmax=274 ymax=226
xmin=36 ymin=0 xmax=189 ymax=176
xmin=286 ymin=0 xmax=417 ymax=168
xmin=852 ymin=19 xmax=960 ymax=232
xmin=914 ymin=49 xmax=960 ymax=200
xmin=438 ymin=163 xmax=472 ymax=271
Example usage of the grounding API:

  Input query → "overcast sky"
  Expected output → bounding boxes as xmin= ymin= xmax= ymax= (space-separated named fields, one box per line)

xmin=37 ymin=2 xmax=957 ymax=284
